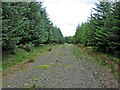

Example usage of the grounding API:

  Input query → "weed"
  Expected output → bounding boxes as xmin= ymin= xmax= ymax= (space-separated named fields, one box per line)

xmin=81 ymin=68 xmax=83 ymax=70
xmin=37 ymin=85 xmax=42 ymax=88
xmin=55 ymin=71 xmax=60 ymax=74
xmin=27 ymin=58 xmax=35 ymax=63
xmin=73 ymin=68 xmax=76 ymax=71
xmin=65 ymin=65 xmax=74 ymax=68
xmin=87 ymin=60 xmax=90 ymax=64
xmin=62 ymin=44 xmax=67 ymax=48
xmin=32 ymin=82 xmax=37 ymax=88
xmin=82 ymin=61 xmax=85 ymax=64
xmin=36 ymin=65 xmax=50 ymax=70
xmin=28 ymin=84 xmax=35 ymax=88
xmin=7 ymin=85 xmax=11 ymax=88
xmin=62 ymin=65 xmax=67 ymax=68
xmin=41 ymin=74 xmax=44 ymax=76
xmin=2 ymin=83 xmax=7 ymax=86
xmin=101 ymin=60 xmax=106 ymax=66
xmin=51 ymin=63 xmax=56 ymax=66
xmin=24 ymin=83 xmax=29 ymax=86
xmin=38 ymin=77 xmax=42 ymax=80
xmin=95 ymin=64 xmax=98 ymax=69
xmin=111 ymin=63 xmax=116 ymax=73
xmin=60 ymin=61 xmax=63 ymax=63
xmin=9 ymin=70 xmax=14 ymax=74
xmin=34 ymin=76 xmax=38 ymax=78
xmin=35 ymin=78 xmax=39 ymax=82
xmin=100 ymin=76 xmax=103 ymax=81
xmin=56 ymin=60 xmax=59 ymax=62
xmin=106 ymin=86 xmax=109 ymax=89
xmin=91 ymin=75 xmax=94 ymax=78
xmin=56 ymin=50 xmax=61 ymax=53
xmin=94 ymin=72 xmax=98 ymax=75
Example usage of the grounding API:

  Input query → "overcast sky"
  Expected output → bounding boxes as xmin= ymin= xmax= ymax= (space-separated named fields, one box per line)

xmin=39 ymin=0 xmax=98 ymax=36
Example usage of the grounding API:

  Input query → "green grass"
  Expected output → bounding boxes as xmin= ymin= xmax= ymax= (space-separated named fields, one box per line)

xmin=2 ymin=45 xmax=54 ymax=73
xmin=62 ymin=43 xmax=67 ymax=48
xmin=36 ymin=65 xmax=50 ymax=70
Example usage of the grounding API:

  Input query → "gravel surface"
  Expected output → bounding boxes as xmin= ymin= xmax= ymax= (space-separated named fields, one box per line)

xmin=2 ymin=44 xmax=119 ymax=88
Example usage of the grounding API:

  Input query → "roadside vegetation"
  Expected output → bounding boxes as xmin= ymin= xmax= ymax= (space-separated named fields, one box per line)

xmin=2 ymin=44 xmax=58 ymax=75
xmin=76 ymin=44 xmax=119 ymax=78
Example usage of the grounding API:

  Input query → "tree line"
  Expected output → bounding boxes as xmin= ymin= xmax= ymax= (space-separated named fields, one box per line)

xmin=2 ymin=1 xmax=120 ymax=57
xmin=2 ymin=2 xmax=64 ymax=53
xmin=67 ymin=1 xmax=120 ymax=57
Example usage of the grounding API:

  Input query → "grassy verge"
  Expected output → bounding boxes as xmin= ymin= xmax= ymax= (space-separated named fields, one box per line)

xmin=2 ymin=44 xmax=56 ymax=73
xmin=76 ymin=44 xmax=120 ymax=78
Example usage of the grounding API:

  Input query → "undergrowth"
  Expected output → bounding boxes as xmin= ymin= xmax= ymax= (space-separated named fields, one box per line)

xmin=2 ymin=44 xmax=56 ymax=73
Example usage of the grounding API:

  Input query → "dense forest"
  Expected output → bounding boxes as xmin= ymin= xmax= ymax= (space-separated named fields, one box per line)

xmin=2 ymin=2 xmax=120 ymax=60
xmin=2 ymin=2 xmax=64 ymax=53
xmin=67 ymin=2 xmax=120 ymax=58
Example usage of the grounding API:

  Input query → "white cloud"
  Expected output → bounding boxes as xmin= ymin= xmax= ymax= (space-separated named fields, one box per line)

xmin=39 ymin=0 xmax=97 ymax=36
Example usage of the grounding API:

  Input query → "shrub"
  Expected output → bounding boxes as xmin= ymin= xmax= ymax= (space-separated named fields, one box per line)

xmin=11 ymin=45 xmax=19 ymax=55
xmin=19 ymin=43 xmax=35 ymax=52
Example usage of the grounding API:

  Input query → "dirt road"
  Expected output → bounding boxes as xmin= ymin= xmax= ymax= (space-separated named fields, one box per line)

xmin=2 ymin=44 xmax=119 ymax=88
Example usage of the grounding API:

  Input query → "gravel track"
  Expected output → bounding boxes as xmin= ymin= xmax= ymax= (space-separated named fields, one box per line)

xmin=2 ymin=44 xmax=119 ymax=88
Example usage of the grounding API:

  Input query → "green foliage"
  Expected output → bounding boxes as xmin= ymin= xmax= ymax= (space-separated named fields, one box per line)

xmin=74 ymin=1 xmax=120 ymax=57
xmin=64 ymin=36 xmax=74 ymax=44
xmin=2 ymin=2 xmax=64 ymax=52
